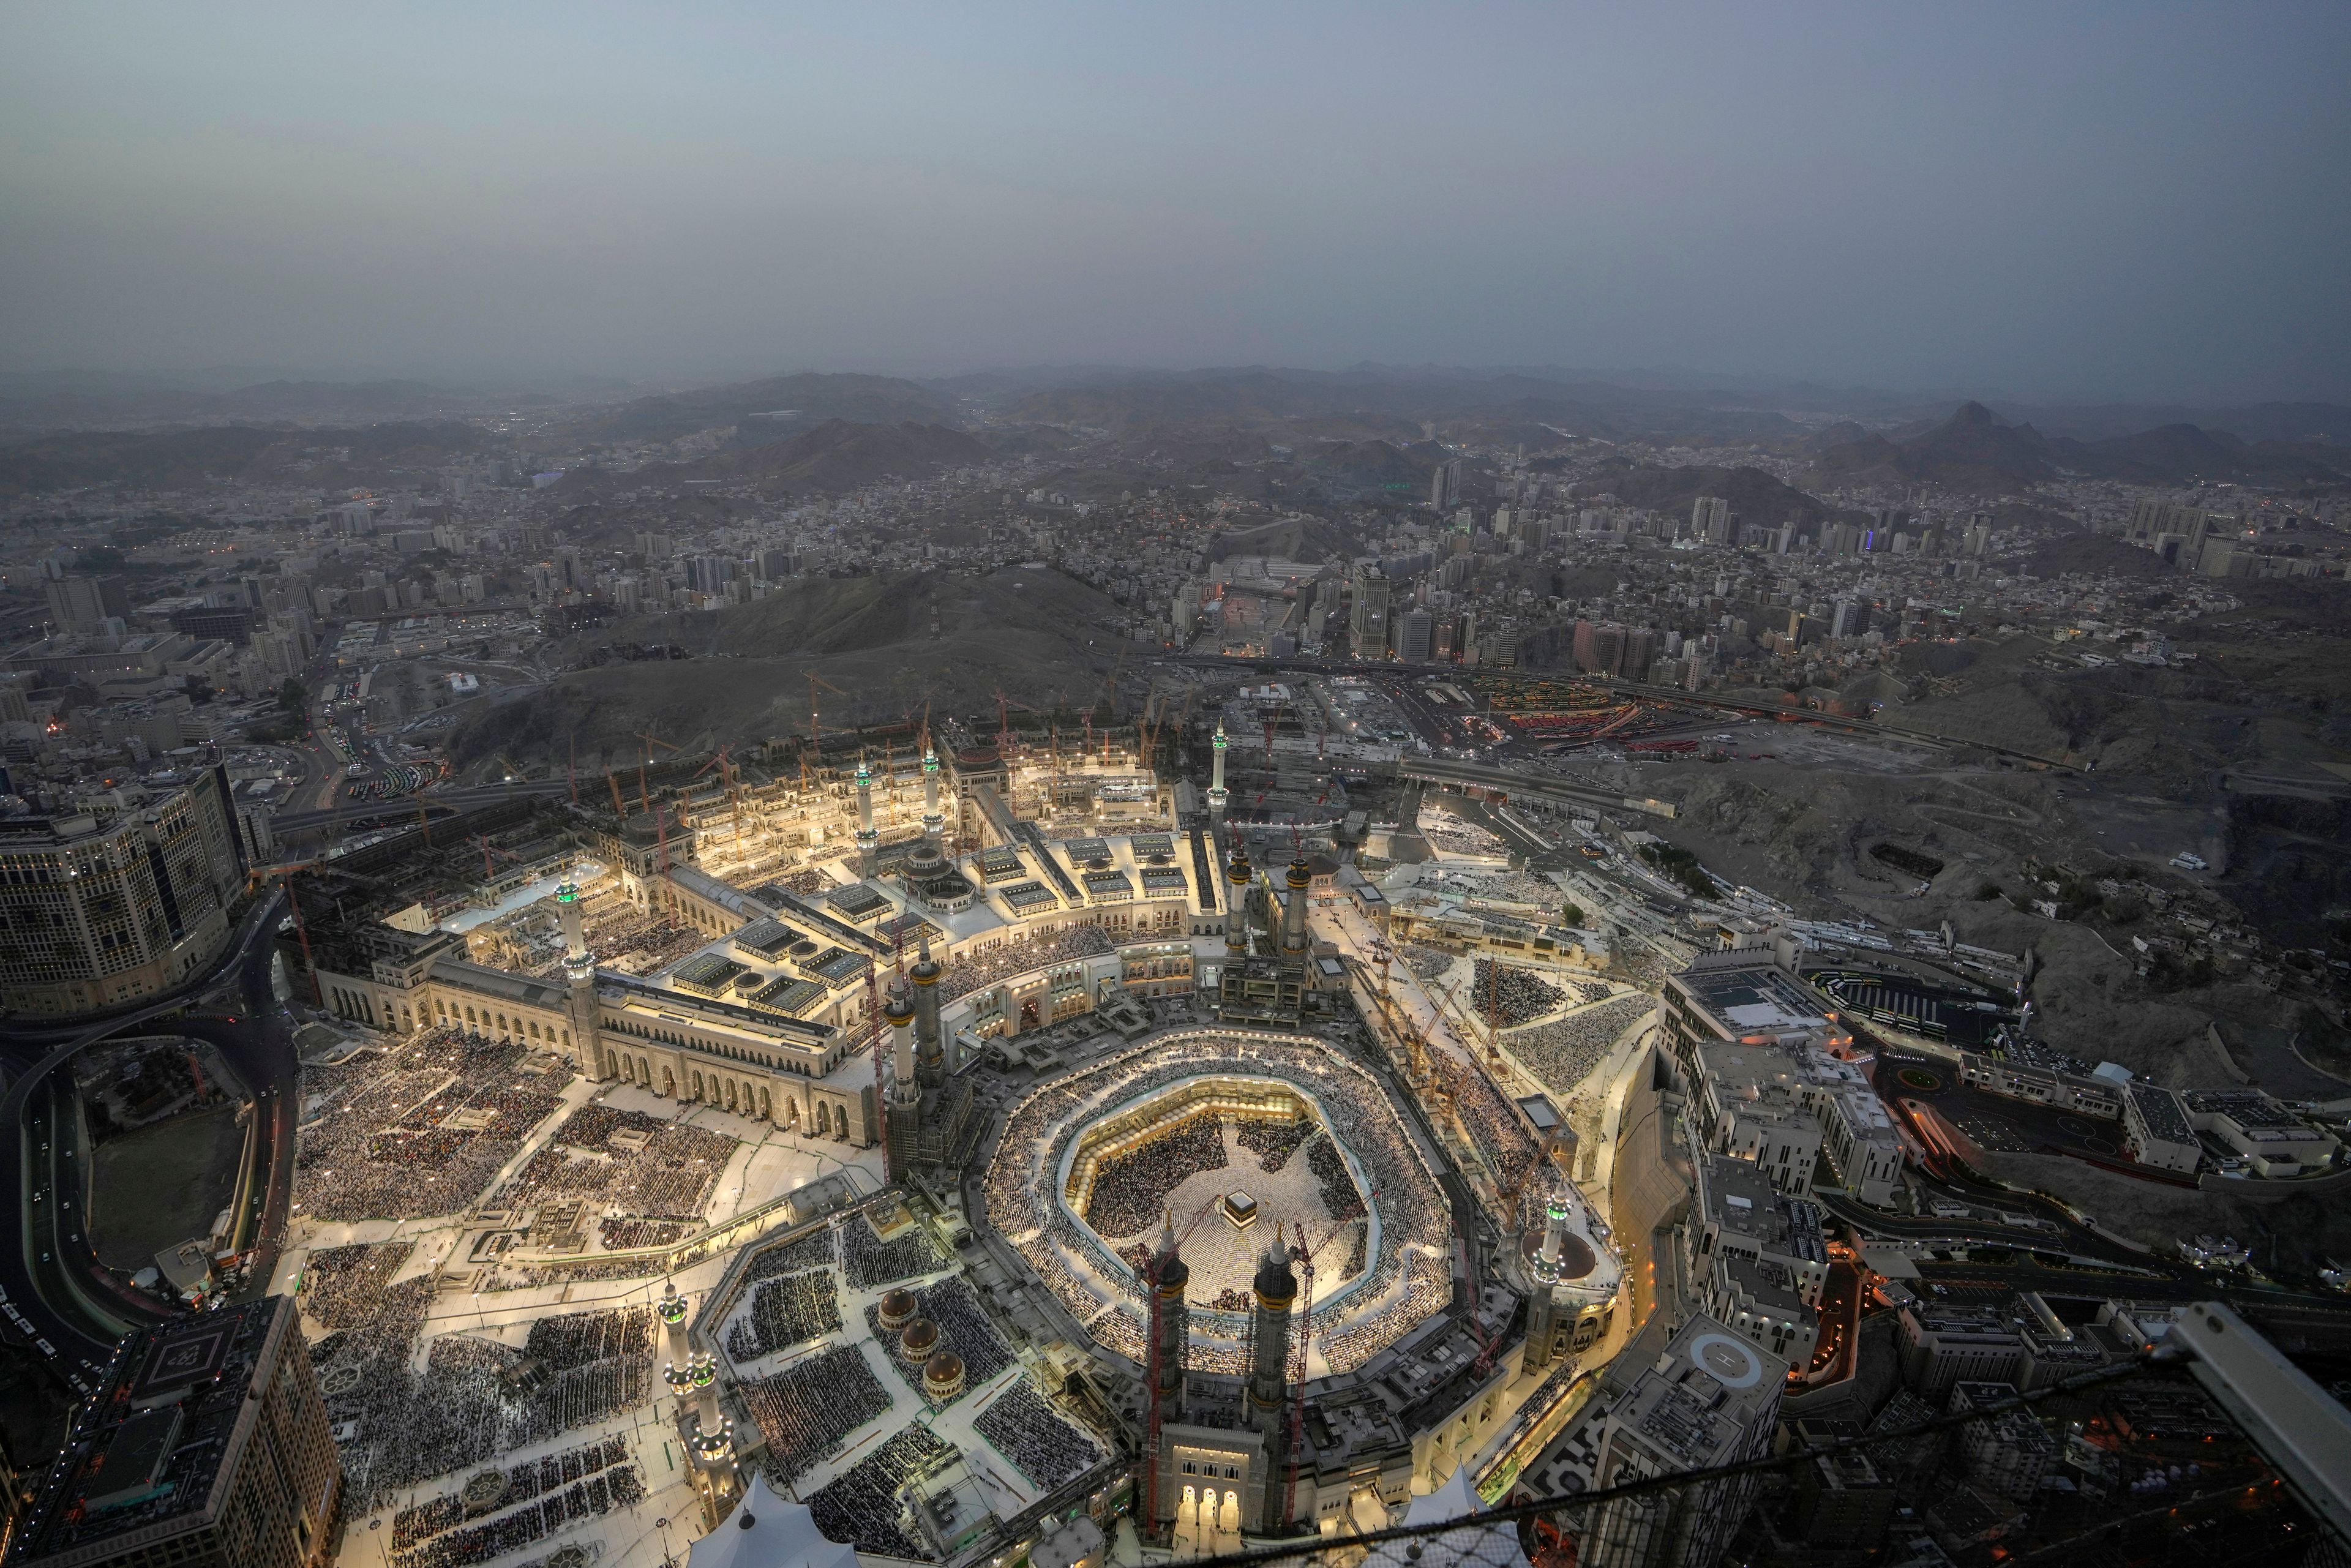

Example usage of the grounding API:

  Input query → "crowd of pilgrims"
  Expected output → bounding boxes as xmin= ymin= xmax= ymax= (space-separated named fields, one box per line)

xmin=981 ymin=1031 xmax=1454 ymax=1375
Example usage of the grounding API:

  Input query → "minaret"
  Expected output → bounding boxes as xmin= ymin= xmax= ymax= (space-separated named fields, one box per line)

xmin=910 ymin=937 xmax=946 ymax=1089
xmin=1224 ymin=849 xmax=1253 ymax=958
xmin=884 ymin=978 xmax=921 ymax=1172
xmin=1247 ymin=1241 xmax=1297 ymax=1535
xmin=555 ymin=881 xmax=599 ymax=1076
xmin=1280 ymin=857 xmax=1311 ymax=961
xmin=853 ymin=756 xmax=879 ymax=877
xmin=1146 ymin=1210 xmax=1192 ymax=1541
xmin=658 ymin=1281 xmax=737 ymax=1518
xmin=1523 ymin=1198 xmax=1572 ymax=1373
xmin=1207 ymin=722 xmax=1230 ymax=835
xmin=921 ymin=745 xmax=944 ymax=849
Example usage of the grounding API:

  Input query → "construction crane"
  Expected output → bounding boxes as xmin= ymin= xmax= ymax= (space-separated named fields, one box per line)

xmin=567 ymin=735 xmax=579 ymax=804
xmin=636 ymin=725 xmax=680 ymax=813
xmin=1281 ymin=1215 xmax=1360 ymax=1528
xmin=469 ymin=835 xmax=524 ymax=881
xmin=806 ymin=672 xmax=850 ymax=754
xmin=1457 ymin=1231 xmax=1496 ymax=1378
xmin=692 ymin=745 xmax=744 ymax=842
xmin=608 ymin=770 xmax=628 ymax=821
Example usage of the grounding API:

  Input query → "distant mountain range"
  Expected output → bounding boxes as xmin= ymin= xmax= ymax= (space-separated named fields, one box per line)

xmin=0 ymin=421 xmax=484 ymax=498
xmin=1807 ymin=401 xmax=2350 ymax=492
xmin=672 ymin=418 xmax=992 ymax=495
xmin=572 ymin=373 xmax=956 ymax=446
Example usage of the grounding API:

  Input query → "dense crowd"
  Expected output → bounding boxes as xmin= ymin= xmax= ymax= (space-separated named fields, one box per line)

xmin=972 ymin=1379 xmax=1105 ymax=1490
xmin=294 ymin=1026 xmax=570 ymax=1222
xmin=1305 ymin=1136 xmax=1367 ymax=1222
xmin=842 ymin=1212 xmax=951 ymax=1289
xmin=1468 ymin=960 xmax=1568 ymax=1025
xmin=348 ymin=1306 xmax=656 ymax=1511
xmin=1501 ymin=995 xmax=1656 ymax=1098
xmin=807 ymin=1424 xmax=958 ymax=1559
xmin=598 ymin=1217 xmax=693 ymax=1250
xmin=495 ymin=1105 xmax=735 ymax=1221
xmin=740 ymin=1224 xmax=836 ymax=1286
xmin=744 ymin=1344 xmax=896 ymax=1487
xmin=390 ymin=1461 xmax=644 ymax=1568
xmin=1234 ymin=1117 xmax=1314 ymax=1173
xmin=392 ymin=1438 xmax=634 ymax=1555
xmin=980 ymin=1030 xmax=1455 ymax=1374
xmin=727 ymin=1272 xmax=842 ymax=1362
xmin=1082 ymin=1117 xmax=1228 ymax=1239
xmin=941 ymin=923 xmax=1117 ymax=1005
xmin=302 ymin=1240 xmax=414 ymax=1330
xmin=1401 ymin=944 xmax=1457 ymax=981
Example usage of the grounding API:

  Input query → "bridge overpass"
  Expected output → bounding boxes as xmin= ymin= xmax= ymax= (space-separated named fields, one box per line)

xmin=269 ymin=778 xmax=571 ymax=835
xmin=1400 ymin=756 xmax=1680 ymax=820
xmin=0 ymin=891 xmax=296 ymax=1385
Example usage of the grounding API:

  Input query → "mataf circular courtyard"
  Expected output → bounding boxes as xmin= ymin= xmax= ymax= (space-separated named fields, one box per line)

xmin=981 ymin=1029 xmax=1456 ymax=1378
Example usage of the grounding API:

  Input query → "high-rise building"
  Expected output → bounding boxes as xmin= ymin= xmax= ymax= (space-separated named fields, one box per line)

xmin=1830 ymin=599 xmax=1872 ymax=640
xmin=1691 ymin=497 xmax=1731 ymax=545
xmin=12 ymin=1296 xmax=342 ymax=1568
xmin=1430 ymin=457 xmax=1464 ymax=508
xmin=1348 ymin=568 xmax=1390 ymax=660
xmin=1395 ymin=609 xmax=1434 ymax=662
xmin=1577 ymin=1315 xmax=1785 ymax=1568
xmin=0 ymin=773 xmax=246 ymax=1016
xmin=43 ymin=574 xmax=132 ymax=631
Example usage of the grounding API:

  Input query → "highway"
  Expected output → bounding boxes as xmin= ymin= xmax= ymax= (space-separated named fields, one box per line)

xmin=269 ymin=778 xmax=569 ymax=834
xmin=1398 ymin=754 xmax=1681 ymax=820
xmin=0 ymin=890 xmax=295 ymax=1386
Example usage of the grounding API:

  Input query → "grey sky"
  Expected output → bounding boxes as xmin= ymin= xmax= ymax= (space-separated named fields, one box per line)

xmin=4 ymin=2 xmax=2346 ymax=401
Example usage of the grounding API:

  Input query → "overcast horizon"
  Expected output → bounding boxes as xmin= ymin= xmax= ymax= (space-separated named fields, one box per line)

xmin=5 ymin=3 xmax=2347 ymax=405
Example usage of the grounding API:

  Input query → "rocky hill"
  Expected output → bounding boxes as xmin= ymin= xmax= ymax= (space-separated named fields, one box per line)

xmin=1810 ymin=400 xmax=2351 ymax=491
xmin=452 ymin=565 xmax=1126 ymax=771
xmin=0 ymin=421 xmax=485 ymax=497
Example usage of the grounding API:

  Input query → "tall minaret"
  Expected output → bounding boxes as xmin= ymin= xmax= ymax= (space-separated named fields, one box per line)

xmin=1280 ymin=857 xmax=1311 ymax=961
xmin=1523 ymin=1198 xmax=1572 ymax=1374
xmin=1247 ymin=1241 xmax=1297 ymax=1535
xmin=920 ymin=745 xmax=944 ymax=849
xmin=853 ymin=756 xmax=879 ymax=877
xmin=555 ymin=881 xmax=599 ymax=1076
xmin=1207 ymin=722 xmax=1230 ymax=836
xmin=1145 ymin=1210 xmax=1192 ymax=1540
xmin=1224 ymin=849 xmax=1253 ymax=958
xmin=884 ymin=977 xmax=921 ymax=1174
xmin=910 ymin=937 xmax=946 ymax=1088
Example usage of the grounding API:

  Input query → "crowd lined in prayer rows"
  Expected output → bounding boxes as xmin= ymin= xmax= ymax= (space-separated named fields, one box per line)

xmin=1402 ymin=944 xmax=1457 ymax=981
xmin=941 ymin=923 xmax=1116 ymax=1004
xmin=598 ymin=1217 xmax=694 ymax=1250
xmin=1468 ymin=960 xmax=1568 ymax=1025
xmin=843 ymin=1212 xmax=952 ymax=1289
xmin=495 ymin=1105 xmax=735 ymax=1221
xmin=1305 ymin=1135 xmax=1368 ymax=1223
xmin=1234 ymin=1117 xmax=1315 ymax=1173
xmin=972 ymin=1379 xmax=1106 ymax=1490
xmin=294 ymin=1027 xmax=569 ymax=1222
xmin=1082 ymin=1116 xmax=1228 ymax=1239
xmin=726 ymin=1272 xmax=842 ymax=1362
xmin=1316 ymin=1249 xmax=1452 ymax=1371
xmin=980 ymin=1031 xmax=1453 ymax=1373
xmin=1502 ymin=994 xmax=1656 ymax=1099
xmin=392 ymin=1438 xmax=632 ymax=1551
xmin=391 ymin=1463 xmax=645 ymax=1568
xmin=746 ymin=1344 xmax=896 ymax=1487
xmin=323 ymin=1304 xmax=656 ymax=1514
xmin=808 ymin=1424 xmax=958 ymax=1559
xmin=301 ymin=1240 xmax=415 ymax=1330
xmin=739 ymin=1223 xmax=837 ymax=1286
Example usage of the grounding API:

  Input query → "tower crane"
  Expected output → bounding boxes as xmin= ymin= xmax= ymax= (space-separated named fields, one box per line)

xmin=806 ymin=671 xmax=850 ymax=755
xmin=636 ymin=725 xmax=681 ymax=814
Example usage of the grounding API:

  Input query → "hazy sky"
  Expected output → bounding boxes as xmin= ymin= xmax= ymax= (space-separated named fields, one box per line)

xmin=4 ymin=3 xmax=2347 ymax=402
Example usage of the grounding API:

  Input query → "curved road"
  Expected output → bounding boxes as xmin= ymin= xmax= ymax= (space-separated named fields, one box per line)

xmin=0 ymin=890 xmax=294 ymax=1387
